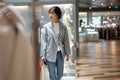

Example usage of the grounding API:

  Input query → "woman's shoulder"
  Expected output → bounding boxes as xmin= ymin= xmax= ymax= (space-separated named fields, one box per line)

xmin=44 ymin=21 xmax=51 ymax=26
xmin=43 ymin=21 xmax=52 ymax=28
xmin=60 ymin=21 xmax=67 ymax=29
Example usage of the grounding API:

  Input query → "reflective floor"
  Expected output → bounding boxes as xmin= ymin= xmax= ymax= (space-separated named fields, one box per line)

xmin=62 ymin=59 xmax=76 ymax=80
xmin=76 ymin=40 xmax=120 ymax=80
xmin=44 ymin=40 xmax=120 ymax=80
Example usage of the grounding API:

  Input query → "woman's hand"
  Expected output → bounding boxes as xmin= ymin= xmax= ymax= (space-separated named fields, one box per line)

xmin=41 ymin=56 xmax=46 ymax=62
xmin=66 ymin=55 xmax=69 ymax=61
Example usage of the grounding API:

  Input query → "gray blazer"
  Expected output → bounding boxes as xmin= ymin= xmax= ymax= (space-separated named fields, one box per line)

xmin=40 ymin=21 xmax=70 ymax=62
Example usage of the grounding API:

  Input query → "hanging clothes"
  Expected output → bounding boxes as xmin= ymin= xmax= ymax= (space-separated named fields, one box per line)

xmin=0 ymin=5 xmax=36 ymax=80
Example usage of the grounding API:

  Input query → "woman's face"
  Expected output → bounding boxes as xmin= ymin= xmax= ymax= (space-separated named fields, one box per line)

xmin=49 ymin=11 xmax=59 ymax=23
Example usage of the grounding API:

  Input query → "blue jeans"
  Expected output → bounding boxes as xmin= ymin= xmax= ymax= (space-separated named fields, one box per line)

xmin=46 ymin=51 xmax=64 ymax=80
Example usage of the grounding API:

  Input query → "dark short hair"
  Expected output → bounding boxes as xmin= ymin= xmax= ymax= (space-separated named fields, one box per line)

xmin=48 ymin=6 xmax=62 ymax=19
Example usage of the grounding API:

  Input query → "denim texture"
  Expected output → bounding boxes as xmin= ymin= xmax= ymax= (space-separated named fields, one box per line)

xmin=46 ymin=51 xmax=64 ymax=80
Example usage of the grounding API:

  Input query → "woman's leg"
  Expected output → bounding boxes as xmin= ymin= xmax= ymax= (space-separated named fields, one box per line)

xmin=56 ymin=51 xmax=64 ymax=80
xmin=46 ymin=60 xmax=56 ymax=80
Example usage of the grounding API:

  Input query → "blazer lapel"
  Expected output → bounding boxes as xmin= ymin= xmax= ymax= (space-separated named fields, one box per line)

xmin=58 ymin=22 xmax=64 ymax=42
xmin=48 ymin=21 xmax=64 ymax=44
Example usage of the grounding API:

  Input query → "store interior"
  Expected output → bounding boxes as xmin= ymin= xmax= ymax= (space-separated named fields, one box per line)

xmin=0 ymin=0 xmax=120 ymax=80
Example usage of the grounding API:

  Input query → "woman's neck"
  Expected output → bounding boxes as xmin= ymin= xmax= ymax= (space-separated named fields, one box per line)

xmin=52 ymin=19 xmax=59 ymax=23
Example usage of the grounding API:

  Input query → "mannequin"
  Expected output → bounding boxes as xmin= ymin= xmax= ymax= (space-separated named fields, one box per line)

xmin=62 ymin=7 xmax=76 ymax=63
xmin=0 ymin=5 xmax=36 ymax=80
xmin=62 ymin=7 xmax=73 ymax=32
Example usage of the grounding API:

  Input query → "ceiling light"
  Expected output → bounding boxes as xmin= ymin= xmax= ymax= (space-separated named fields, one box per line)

xmin=43 ymin=4 xmax=73 ymax=8
xmin=110 ymin=3 xmax=113 ymax=5
xmin=89 ymin=7 xmax=92 ymax=9
xmin=109 ymin=6 xmax=111 ymax=8
xmin=101 ymin=3 xmax=104 ymax=6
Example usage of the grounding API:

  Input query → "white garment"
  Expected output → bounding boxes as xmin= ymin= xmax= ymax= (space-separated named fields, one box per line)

xmin=40 ymin=64 xmax=49 ymax=80
xmin=62 ymin=14 xmax=73 ymax=29
xmin=52 ymin=22 xmax=61 ymax=51
xmin=62 ymin=12 xmax=74 ymax=48
xmin=53 ymin=22 xmax=59 ymax=35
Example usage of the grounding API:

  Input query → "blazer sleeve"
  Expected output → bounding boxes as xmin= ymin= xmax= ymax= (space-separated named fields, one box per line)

xmin=63 ymin=26 xmax=71 ymax=55
xmin=40 ymin=26 xmax=47 ymax=57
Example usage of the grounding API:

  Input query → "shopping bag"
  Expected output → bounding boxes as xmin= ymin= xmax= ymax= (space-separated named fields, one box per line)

xmin=39 ymin=64 xmax=42 ymax=73
xmin=39 ymin=64 xmax=49 ymax=80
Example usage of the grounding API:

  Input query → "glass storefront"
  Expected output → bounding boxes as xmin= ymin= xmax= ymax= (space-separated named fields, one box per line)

xmin=79 ymin=11 xmax=120 ymax=42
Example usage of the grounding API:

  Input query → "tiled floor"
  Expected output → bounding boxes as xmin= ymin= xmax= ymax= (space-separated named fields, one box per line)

xmin=76 ymin=40 xmax=120 ymax=80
